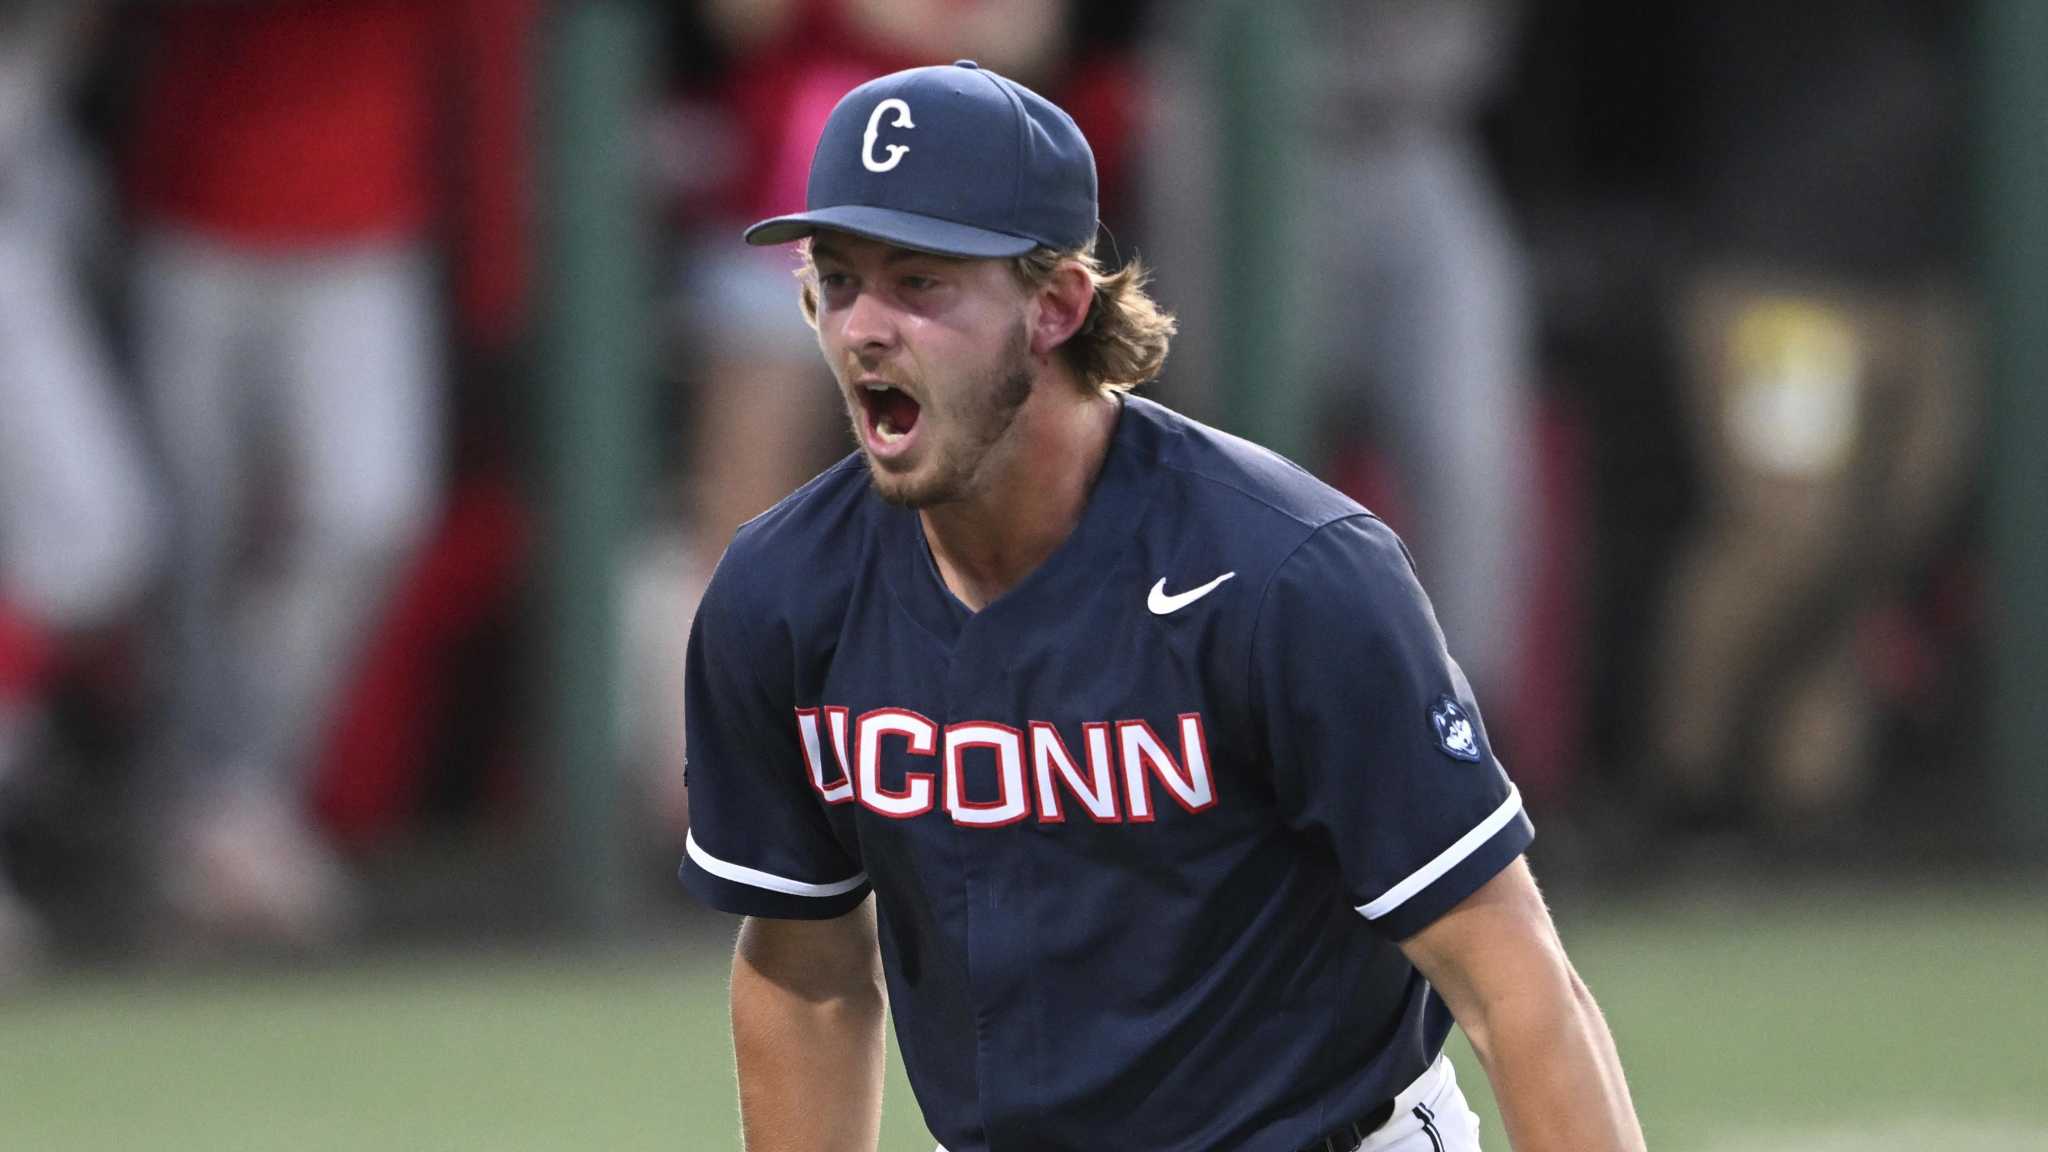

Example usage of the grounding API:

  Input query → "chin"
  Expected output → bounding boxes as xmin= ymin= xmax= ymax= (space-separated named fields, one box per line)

xmin=861 ymin=456 xmax=929 ymax=507
xmin=863 ymin=455 xmax=966 ymax=509
xmin=867 ymin=474 xmax=926 ymax=508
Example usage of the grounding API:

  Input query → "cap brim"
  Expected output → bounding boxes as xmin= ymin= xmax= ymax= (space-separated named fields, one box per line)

xmin=743 ymin=205 xmax=1039 ymax=258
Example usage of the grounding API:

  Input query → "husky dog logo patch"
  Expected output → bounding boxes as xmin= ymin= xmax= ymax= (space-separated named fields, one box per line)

xmin=1430 ymin=696 xmax=1483 ymax=763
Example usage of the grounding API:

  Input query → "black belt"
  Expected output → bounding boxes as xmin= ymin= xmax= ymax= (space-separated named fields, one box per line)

xmin=1296 ymin=1099 xmax=1396 ymax=1152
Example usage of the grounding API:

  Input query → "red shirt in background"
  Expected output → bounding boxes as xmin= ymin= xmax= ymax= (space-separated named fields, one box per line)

xmin=128 ymin=0 xmax=437 ymax=248
xmin=719 ymin=0 xmax=933 ymax=221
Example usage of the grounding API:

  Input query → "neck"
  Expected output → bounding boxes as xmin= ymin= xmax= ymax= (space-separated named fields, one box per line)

xmin=921 ymin=380 xmax=1120 ymax=612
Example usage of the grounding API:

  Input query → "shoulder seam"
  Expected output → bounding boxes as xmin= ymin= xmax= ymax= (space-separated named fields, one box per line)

xmin=1157 ymin=457 xmax=1359 ymax=531
xmin=1242 ymin=511 xmax=1382 ymax=746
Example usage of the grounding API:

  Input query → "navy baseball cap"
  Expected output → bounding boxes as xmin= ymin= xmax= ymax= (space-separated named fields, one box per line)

xmin=743 ymin=60 xmax=1098 ymax=258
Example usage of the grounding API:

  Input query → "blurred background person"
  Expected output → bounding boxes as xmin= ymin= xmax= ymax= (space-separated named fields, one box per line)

xmin=0 ymin=0 xmax=157 ymax=980
xmin=1644 ymin=1 xmax=1974 ymax=851
xmin=123 ymin=0 xmax=446 ymax=947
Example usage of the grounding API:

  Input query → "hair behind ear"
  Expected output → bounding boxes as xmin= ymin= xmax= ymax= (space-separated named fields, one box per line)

xmin=1012 ymin=247 xmax=1176 ymax=394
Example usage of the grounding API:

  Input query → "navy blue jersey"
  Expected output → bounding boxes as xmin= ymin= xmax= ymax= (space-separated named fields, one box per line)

xmin=680 ymin=396 xmax=1532 ymax=1152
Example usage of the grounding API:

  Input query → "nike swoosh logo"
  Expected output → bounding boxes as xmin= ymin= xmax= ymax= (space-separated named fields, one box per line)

xmin=1148 ymin=572 xmax=1236 ymax=615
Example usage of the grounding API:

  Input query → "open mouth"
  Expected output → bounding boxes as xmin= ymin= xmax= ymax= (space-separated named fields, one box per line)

xmin=857 ymin=382 xmax=923 ymax=450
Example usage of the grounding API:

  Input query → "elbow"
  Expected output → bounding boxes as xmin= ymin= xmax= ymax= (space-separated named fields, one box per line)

xmin=1564 ymin=963 xmax=1607 ymax=1031
xmin=1445 ymin=959 xmax=1590 ymax=1073
xmin=1458 ymin=1016 xmax=1500 ymax=1071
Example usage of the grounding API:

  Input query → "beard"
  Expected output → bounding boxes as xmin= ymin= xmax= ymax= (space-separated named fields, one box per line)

xmin=858 ymin=321 xmax=1034 ymax=509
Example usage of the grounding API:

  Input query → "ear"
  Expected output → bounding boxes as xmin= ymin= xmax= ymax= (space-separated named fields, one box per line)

xmin=1028 ymin=261 xmax=1093 ymax=358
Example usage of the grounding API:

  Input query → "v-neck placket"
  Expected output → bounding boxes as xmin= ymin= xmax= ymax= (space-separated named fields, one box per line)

xmin=883 ymin=399 xmax=1160 ymax=680
xmin=877 ymin=399 xmax=1162 ymax=1150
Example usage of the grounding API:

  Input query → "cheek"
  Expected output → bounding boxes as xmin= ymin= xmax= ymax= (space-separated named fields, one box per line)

xmin=815 ymin=319 xmax=845 ymax=360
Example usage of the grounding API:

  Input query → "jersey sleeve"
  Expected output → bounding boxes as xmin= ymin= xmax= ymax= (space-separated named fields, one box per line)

xmin=1251 ymin=514 xmax=1533 ymax=941
xmin=677 ymin=553 xmax=871 ymax=920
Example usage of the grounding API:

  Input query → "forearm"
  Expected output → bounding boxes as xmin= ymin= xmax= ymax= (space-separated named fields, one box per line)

xmin=730 ymin=925 xmax=888 ymax=1152
xmin=1459 ymin=964 xmax=1644 ymax=1152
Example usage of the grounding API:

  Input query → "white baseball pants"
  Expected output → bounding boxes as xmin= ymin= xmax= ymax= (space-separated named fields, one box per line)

xmin=0 ymin=128 xmax=157 ymax=631
xmin=132 ymin=228 xmax=440 ymax=801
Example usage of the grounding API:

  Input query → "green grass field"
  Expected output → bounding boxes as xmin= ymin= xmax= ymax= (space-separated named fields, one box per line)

xmin=5 ymin=882 xmax=2046 ymax=1151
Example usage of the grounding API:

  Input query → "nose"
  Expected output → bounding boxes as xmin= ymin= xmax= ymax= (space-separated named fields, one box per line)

xmin=837 ymin=286 xmax=899 ymax=356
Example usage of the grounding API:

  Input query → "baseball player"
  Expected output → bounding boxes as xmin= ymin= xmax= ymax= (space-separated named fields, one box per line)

xmin=679 ymin=62 xmax=1644 ymax=1152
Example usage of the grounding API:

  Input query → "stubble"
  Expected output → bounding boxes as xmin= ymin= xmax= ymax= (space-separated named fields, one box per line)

xmin=861 ymin=321 xmax=1034 ymax=508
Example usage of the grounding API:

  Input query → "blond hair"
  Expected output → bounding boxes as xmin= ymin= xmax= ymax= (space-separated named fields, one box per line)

xmin=795 ymin=243 xmax=1177 ymax=395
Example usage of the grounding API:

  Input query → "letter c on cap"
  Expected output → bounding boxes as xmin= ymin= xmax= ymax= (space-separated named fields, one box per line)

xmin=862 ymin=99 xmax=914 ymax=173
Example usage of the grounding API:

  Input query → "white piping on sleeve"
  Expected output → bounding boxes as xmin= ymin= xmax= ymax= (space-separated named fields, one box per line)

xmin=1355 ymin=785 xmax=1524 ymax=921
xmin=686 ymin=830 xmax=868 ymax=899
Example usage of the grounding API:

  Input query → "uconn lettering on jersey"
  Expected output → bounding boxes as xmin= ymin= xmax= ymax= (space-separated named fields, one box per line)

xmin=795 ymin=707 xmax=1216 ymax=825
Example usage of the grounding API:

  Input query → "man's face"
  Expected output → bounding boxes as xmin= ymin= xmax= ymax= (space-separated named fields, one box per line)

xmin=808 ymin=232 xmax=1037 ymax=508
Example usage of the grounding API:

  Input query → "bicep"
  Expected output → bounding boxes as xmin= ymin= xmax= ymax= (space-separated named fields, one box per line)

xmin=1396 ymin=856 xmax=1573 ymax=1031
xmin=735 ymin=896 xmax=883 ymax=1004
